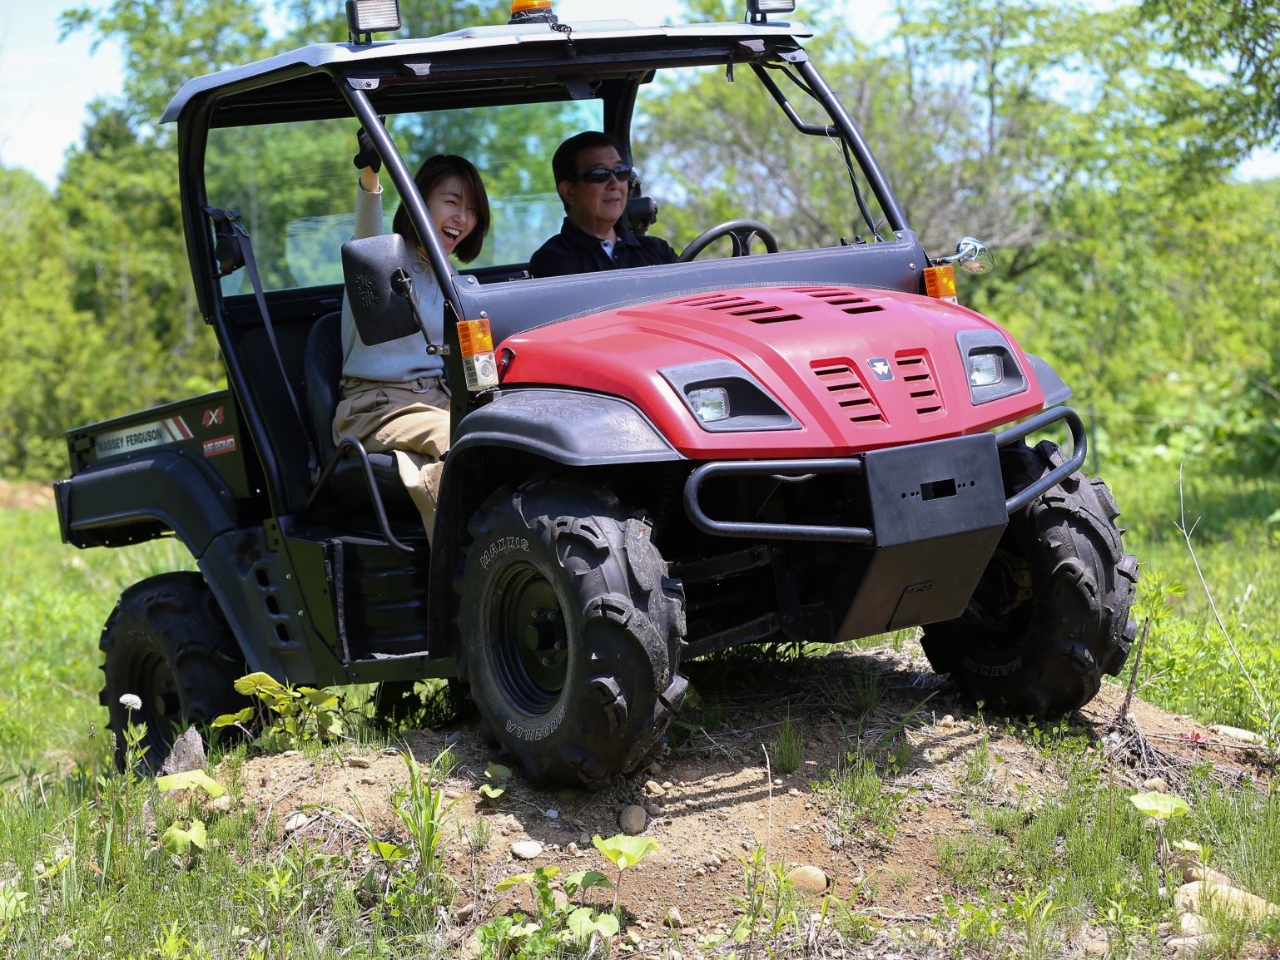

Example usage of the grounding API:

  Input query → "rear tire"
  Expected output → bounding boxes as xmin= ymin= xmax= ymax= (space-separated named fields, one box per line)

xmin=100 ymin=572 xmax=246 ymax=771
xmin=920 ymin=440 xmax=1138 ymax=716
xmin=458 ymin=481 xmax=687 ymax=787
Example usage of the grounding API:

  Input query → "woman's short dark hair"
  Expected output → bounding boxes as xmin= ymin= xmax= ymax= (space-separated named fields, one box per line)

xmin=391 ymin=154 xmax=490 ymax=264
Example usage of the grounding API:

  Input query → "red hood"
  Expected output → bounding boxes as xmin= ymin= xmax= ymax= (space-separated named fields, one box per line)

xmin=498 ymin=285 xmax=1046 ymax=458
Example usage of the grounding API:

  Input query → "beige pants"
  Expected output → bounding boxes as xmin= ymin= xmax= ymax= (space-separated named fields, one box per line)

xmin=332 ymin=376 xmax=451 ymax=545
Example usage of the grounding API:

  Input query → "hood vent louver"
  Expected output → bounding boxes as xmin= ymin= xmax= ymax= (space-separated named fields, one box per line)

xmin=799 ymin=286 xmax=885 ymax=316
xmin=811 ymin=361 xmax=885 ymax=425
xmin=671 ymin=293 xmax=801 ymax=323
xmin=895 ymin=353 xmax=944 ymax=417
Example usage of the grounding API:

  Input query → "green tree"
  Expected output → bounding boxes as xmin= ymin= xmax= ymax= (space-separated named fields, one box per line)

xmin=0 ymin=167 xmax=129 ymax=475
xmin=1141 ymin=0 xmax=1280 ymax=165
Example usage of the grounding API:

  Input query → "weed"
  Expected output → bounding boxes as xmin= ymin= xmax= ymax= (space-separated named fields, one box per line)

xmin=593 ymin=833 xmax=658 ymax=916
xmin=771 ymin=714 xmax=803 ymax=775
xmin=212 ymin=673 xmax=344 ymax=753
xmin=961 ymin=734 xmax=991 ymax=788
xmin=480 ymin=863 xmax=617 ymax=957
xmin=820 ymin=754 xmax=903 ymax=844
xmin=1008 ymin=885 xmax=1063 ymax=960
xmin=727 ymin=846 xmax=803 ymax=949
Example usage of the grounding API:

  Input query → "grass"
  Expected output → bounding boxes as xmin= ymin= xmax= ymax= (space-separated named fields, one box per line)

xmin=1 ymin=458 xmax=1279 ymax=957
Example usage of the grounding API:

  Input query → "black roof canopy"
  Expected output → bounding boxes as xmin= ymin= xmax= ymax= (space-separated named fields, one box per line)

xmin=162 ymin=18 xmax=811 ymax=128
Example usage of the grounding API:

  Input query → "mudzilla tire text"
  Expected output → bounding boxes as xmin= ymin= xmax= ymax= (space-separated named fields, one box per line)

xmin=921 ymin=440 xmax=1138 ymax=716
xmin=100 ymin=572 xmax=246 ymax=771
xmin=458 ymin=481 xmax=688 ymax=788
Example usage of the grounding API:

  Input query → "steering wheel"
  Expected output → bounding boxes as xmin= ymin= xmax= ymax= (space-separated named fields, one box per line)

xmin=678 ymin=219 xmax=779 ymax=262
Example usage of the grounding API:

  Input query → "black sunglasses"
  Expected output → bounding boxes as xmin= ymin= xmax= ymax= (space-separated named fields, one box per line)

xmin=573 ymin=164 xmax=637 ymax=184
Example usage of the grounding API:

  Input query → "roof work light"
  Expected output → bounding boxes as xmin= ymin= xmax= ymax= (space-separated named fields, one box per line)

xmin=746 ymin=0 xmax=796 ymax=23
xmin=347 ymin=0 xmax=401 ymax=44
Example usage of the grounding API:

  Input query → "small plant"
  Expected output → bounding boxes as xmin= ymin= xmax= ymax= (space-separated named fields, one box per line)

xmin=771 ymin=714 xmax=803 ymax=775
xmin=592 ymin=833 xmax=659 ymax=916
xmin=1009 ymin=885 xmax=1062 ymax=960
xmin=161 ymin=817 xmax=208 ymax=867
xmin=479 ymin=865 xmax=618 ymax=957
xmin=151 ymin=919 xmax=211 ymax=960
xmin=0 ymin=879 xmax=30 ymax=936
xmin=728 ymin=846 xmax=802 ymax=947
xmin=821 ymin=754 xmax=903 ymax=844
xmin=212 ymin=673 xmax=344 ymax=753
xmin=937 ymin=895 xmax=1005 ymax=958
xmin=1129 ymin=789 xmax=1190 ymax=861
xmin=961 ymin=734 xmax=991 ymax=788
xmin=478 ymin=762 xmax=511 ymax=801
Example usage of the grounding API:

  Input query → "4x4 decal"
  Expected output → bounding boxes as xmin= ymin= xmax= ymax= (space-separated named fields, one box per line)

xmin=868 ymin=357 xmax=893 ymax=380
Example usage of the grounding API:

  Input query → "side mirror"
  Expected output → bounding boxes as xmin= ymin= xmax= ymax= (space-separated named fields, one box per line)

xmin=340 ymin=234 xmax=420 ymax=346
xmin=934 ymin=236 xmax=995 ymax=275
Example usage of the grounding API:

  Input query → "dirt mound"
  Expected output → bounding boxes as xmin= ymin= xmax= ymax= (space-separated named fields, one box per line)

xmin=229 ymin=648 xmax=1270 ymax=954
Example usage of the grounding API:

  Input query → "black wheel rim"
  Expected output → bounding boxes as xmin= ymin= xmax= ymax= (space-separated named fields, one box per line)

xmin=490 ymin=561 xmax=569 ymax=715
xmin=126 ymin=648 xmax=182 ymax=757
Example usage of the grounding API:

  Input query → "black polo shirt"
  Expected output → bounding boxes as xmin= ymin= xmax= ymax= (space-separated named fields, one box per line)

xmin=529 ymin=218 xmax=677 ymax=278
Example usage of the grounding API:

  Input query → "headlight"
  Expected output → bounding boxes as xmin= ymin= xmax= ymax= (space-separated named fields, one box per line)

xmin=967 ymin=352 xmax=1004 ymax=387
xmin=956 ymin=331 xmax=1027 ymax=404
xmin=688 ymin=387 xmax=730 ymax=423
xmin=660 ymin=359 xmax=799 ymax=432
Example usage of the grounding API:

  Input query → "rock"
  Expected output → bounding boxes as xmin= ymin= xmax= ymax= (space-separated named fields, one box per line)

xmin=461 ymin=934 xmax=483 ymax=960
xmin=455 ymin=902 xmax=475 ymax=922
xmin=209 ymin=795 xmax=232 ymax=812
xmin=1208 ymin=724 xmax=1265 ymax=744
xmin=786 ymin=865 xmax=828 ymax=895
xmin=1168 ymin=935 xmax=1210 ymax=956
xmin=445 ymin=730 xmax=465 ymax=745
xmin=645 ymin=802 xmax=662 ymax=817
xmin=1182 ymin=865 xmax=1235 ymax=888
xmin=1174 ymin=880 xmax=1280 ymax=922
xmin=918 ymin=928 xmax=948 ymax=950
xmin=620 ymin=805 xmax=648 ymax=835
xmin=1178 ymin=912 xmax=1207 ymax=936
xmin=938 ymin=714 xmax=956 ymax=728
xmin=567 ymin=842 xmax=581 ymax=857
xmin=1141 ymin=777 xmax=1168 ymax=793
xmin=644 ymin=780 xmax=666 ymax=797
xmin=545 ymin=809 xmax=559 ymax=820
xmin=553 ymin=890 xmax=569 ymax=911
xmin=666 ymin=906 xmax=686 ymax=928
xmin=344 ymin=755 xmax=372 ymax=768
xmin=283 ymin=812 xmax=310 ymax=833
xmin=160 ymin=725 xmax=206 ymax=775
xmin=511 ymin=840 xmax=543 ymax=860
xmin=1083 ymin=939 xmax=1109 ymax=956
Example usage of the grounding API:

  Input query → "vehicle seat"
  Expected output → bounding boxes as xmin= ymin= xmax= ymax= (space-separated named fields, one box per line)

xmin=302 ymin=310 xmax=419 ymax=520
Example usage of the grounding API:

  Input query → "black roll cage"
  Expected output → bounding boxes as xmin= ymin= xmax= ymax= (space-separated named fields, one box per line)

xmin=172 ymin=25 xmax=920 ymax=519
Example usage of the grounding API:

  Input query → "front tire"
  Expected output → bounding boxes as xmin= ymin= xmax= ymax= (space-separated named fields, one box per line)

xmin=100 ymin=572 xmax=246 ymax=771
xmin=458 ymin=482 xmax=687 ymax=787
xmin=921 ymin=440 xmax=1138 ymax=716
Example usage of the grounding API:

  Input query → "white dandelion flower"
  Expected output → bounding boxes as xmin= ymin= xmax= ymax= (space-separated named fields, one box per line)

xmin=119 ymin=693 xmax=143 ymax=712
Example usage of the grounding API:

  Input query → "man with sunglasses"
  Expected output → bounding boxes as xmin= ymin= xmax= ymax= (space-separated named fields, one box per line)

xmin=529 ymin=131 xmax=677 ymax=277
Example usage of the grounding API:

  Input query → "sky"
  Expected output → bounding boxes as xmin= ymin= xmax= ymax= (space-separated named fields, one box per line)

xmin=1 ymin=0 xmax=1276 ymax=189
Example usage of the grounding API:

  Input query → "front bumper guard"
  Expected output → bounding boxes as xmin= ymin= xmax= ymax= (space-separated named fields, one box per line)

xmin=682 ymin=405 xmax=1086 ymax=543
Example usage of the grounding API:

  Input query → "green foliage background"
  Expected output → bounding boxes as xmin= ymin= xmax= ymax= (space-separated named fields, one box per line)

xmin=2 ymin=1 xmax=1279 ymax=733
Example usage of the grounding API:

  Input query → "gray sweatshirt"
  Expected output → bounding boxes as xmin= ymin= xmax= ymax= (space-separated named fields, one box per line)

xmin=339 ymin=183 xmax=447 ymax=383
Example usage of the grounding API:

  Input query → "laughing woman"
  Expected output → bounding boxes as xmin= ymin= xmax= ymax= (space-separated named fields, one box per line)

xmin=335 ymin=129 xmax=491 ymax=545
